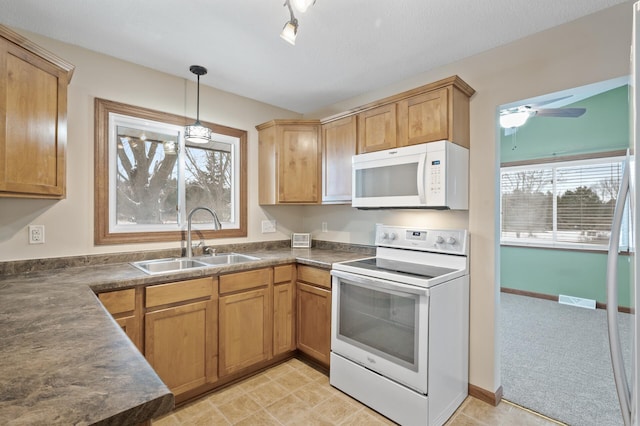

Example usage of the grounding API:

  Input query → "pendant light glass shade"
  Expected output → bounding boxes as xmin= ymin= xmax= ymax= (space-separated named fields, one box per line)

xmin=185 ymin=65 xmax=212 ymax=144
xmin=291 ymin=0 xmax=315 ymax=13
xmin=185 ymin=121 xmax=212 ymax=143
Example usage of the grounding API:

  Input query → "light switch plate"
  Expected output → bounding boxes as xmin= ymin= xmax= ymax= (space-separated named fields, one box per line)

xmin=261 ymin=220 xmax=276 ymax=233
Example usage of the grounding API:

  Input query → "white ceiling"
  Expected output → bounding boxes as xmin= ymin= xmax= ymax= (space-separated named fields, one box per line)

xmin=0 ymin=0 xmax=630 ymax=114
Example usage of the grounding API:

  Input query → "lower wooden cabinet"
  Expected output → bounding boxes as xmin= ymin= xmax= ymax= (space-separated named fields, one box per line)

xmin=144 ymin=277 xmax=217 ymax=399
xmin=296 ymin=265 xmax=332 ymax=366
xmin=98 ymin=287 xmax=143 ymax=352
xmin=273 ymin=265 xmax=296 ymax=356
xmin=218 ymin=268 xmax=272 ymax=377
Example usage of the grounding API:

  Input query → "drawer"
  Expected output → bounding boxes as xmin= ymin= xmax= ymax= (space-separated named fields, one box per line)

xmin=274 ymin=264 xmax=294 ymax=284
xmin=146 ymin=277 xmax=214 ymax=308
xmin=98 ymin=288 xmax=135 ymax=315
xmin=219 ymin=268 xmax=271 ymax=294
xmin=297 ymin=265 xmax=330 ymax=289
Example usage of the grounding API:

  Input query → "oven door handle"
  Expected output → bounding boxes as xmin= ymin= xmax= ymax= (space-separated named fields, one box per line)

xmin=331 ymin=269 xmax=430 ymax=297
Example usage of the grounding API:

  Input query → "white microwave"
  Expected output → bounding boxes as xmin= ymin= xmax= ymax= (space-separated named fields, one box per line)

xmin=352 ymin=141 xmax=469 ymax=210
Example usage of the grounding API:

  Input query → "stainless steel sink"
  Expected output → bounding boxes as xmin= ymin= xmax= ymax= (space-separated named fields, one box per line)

xmin=131 ymin=253 xmax=261 ymax=275
xmin=130 ymin=258 xmax=208 ymax=275
xmin=193 ymin=253 xmax=260 ymax=265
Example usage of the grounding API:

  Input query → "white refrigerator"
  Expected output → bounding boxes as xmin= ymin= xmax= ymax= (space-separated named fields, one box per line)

xmin=607 ymin=4 xmax=640 ymax=425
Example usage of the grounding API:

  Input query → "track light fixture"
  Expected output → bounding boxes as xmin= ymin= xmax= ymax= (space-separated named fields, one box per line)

xmin=280 ymin=0 xmax=316 ymax=45
xmin=184 ymin=65 xmax=212 ymax=143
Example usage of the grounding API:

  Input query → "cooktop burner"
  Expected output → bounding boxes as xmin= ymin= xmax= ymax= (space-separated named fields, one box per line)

xmin=340 ymin=257 xmax=456 ymax=280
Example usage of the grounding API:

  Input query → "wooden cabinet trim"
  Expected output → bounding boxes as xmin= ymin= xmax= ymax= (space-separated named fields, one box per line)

xmin=320 ymin=75 xmax=474 ymax=124
xmin=219 ymin=268 xmax=272 ymax=295
xmin=0 ymin=25 xmax=74 ymax=80
xmin=145 ymin=277 xmax=214 ymax=309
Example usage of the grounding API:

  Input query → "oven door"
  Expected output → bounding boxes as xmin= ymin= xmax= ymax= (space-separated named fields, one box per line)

xmin=331 ymin=269 xmax=429 ymax=394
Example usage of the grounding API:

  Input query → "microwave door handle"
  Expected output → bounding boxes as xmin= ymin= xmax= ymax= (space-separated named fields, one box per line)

xmin=417 ymin=153 xmax=427 ymax=203
xmin=331 ymin=269 xmax=429 ymax=297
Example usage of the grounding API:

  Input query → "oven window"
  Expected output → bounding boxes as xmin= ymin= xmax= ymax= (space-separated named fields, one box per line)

xmin=337 ymin=279 xmax=420 ymax=370
xmin=355 ymin=163 xmax=419 ymax=198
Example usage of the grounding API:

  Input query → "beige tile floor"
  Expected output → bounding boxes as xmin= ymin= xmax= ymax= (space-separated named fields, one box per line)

xmin=153 ymin=358 xmax=563 ymax=425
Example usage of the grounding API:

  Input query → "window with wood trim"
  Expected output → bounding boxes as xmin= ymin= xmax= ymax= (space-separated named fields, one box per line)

xmin=95 ymin=98 xmax=247 ymax=244
xmin=500 ymin=154 xmax=629 ymax=250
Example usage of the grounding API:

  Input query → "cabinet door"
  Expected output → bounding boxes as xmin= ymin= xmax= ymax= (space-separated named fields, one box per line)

xmin=322 ymin=116 xmax=356 ymax=203
xmin=273 ymin=280 xmax=295 ymax=356
xmin=296 ymin=282 xmax=331 ymax=366
xmin=98 ymin=288 xmax=143 ymax=352
xmin=219 ymin=287 xmax=272 ymax=376
xmin=397 ymin=87 xmax=449 ymax=146
xmin=357 ymin=104 xmax=397 ymax=154
xmin=0 ymin=37 xmax=69 ymax=198
xmin=145 ymin=300 xmax=217 ymax=397
xmin=277 ymin=124 xmax=320 ymax=203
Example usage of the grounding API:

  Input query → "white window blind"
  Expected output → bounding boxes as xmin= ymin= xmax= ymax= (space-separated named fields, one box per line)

xmin=500 ymin=156 xmax=628 ymax=250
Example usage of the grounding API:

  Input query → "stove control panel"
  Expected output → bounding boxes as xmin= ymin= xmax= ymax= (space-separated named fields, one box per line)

xmin=375 ymin=224 xmax=468 ymax=255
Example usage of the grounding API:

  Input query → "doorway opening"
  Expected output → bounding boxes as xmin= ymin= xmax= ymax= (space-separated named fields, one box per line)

xmin=497 ymin=76 xmax=633 ymax=426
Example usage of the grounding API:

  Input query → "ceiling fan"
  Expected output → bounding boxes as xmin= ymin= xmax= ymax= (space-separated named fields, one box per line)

xmin=500 ymin=96 xmax=586 ymax=129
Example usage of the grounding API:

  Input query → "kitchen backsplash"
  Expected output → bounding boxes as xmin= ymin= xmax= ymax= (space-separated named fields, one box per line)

xmin=0 ymin=240 xmax=375 ymax=275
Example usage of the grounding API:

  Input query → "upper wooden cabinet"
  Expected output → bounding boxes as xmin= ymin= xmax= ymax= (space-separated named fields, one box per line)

xmin=357 ymin=104 xmax=397 ymax=154
xmin=0 ymin=25 xmax=74 ymax=198
xmin=321 ymin=116 xmax=357 ymax=203
xmin=322 ymin=75 xmax=474 ymax=154
xmin=257 ymin=120 xmax=321 ymax=205
xmin=397 ymin=81 xmax=473 ymax=149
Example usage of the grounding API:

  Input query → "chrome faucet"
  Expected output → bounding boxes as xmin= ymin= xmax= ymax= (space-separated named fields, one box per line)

xmin=186 ymin=207 xmax=222 ymax=258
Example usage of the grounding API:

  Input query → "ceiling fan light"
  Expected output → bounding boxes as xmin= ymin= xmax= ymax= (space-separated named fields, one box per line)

xmin=280 ymin=21 xmax=298 ymax=45
xmin=500 ymin=111 xmax=530 ymax=128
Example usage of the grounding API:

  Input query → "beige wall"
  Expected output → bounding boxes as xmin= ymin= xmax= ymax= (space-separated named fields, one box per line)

xmin=302 ymin=1 xmax=634 ymax=396
xmin=0 ymin=30 xmax=305 ymax=261
xmin=0 ymin=0 xmax=633 ymax=399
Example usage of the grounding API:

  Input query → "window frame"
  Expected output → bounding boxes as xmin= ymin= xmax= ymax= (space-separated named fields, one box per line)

xmin=94 ymin=98 xmax=247 ymax=245
xmin=500 ymin=150 xmax=629 ymax=251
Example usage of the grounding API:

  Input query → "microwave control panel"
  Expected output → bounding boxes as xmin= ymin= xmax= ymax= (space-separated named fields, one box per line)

xmin=375 ymin=224 xmax=468 ymax=255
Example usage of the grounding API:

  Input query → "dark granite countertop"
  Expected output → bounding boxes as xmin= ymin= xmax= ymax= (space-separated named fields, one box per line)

xmin=0 ymin=247 xmax=371 ymax=425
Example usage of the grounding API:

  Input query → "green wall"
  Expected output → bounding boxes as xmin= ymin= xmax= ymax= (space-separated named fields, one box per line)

xmin=501 ymin=246 xmax=632 ymax=307
xmin=500 ymin=84 xmax=632 ymax=308
xmin=501 ymin=85 xmax=630 ymax=162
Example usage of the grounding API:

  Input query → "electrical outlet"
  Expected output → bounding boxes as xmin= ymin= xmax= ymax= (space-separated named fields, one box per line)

xmin=28 ymin=225 xmax=45 ymax=244
xmin=321 ymin=222 xmax=328 ymax=232
xmin=261 ymin=220 xmax=276 ymax=233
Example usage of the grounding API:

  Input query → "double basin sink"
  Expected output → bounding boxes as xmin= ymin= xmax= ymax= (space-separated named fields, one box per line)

xmin=131 ymin=253 xmax=261 ymax=275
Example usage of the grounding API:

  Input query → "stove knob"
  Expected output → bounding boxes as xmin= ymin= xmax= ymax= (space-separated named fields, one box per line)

xmin=381 ymin=232 xmax=389 ymax=240
xmin=447 ymin=236 xmax=457 ymax=245
xmin=389 ymin=233 xmax=398 ymax=240
xmin=435 ymin=236 xmax=445 ymax=244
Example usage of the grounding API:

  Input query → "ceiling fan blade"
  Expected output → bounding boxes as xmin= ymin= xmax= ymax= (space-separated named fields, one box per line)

xmin=527 ymin=95 xmax=574 ymax=108
xmin=535 ymin=108 xmax=586 ymax=118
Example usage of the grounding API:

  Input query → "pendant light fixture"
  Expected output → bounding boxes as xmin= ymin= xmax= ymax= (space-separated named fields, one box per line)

xmin=184 ymin=65 xmax=212 ymax=144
